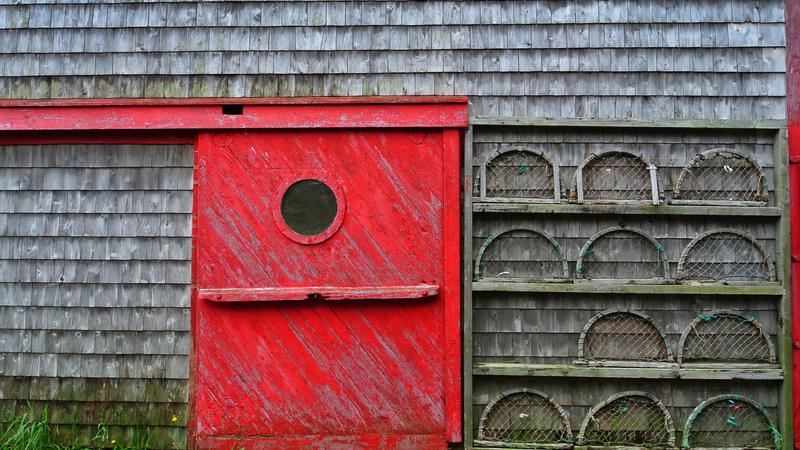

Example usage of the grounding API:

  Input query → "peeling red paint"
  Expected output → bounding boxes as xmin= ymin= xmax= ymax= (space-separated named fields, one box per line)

xmin=191 ymin=102 xmax=464 ymax=448
xmin=0 ymin=97 xmax=468 ymax=131
xmin=788 ymin=1 xmax=800 ymax=446
xmin=194 ymin=433 xmax=447 ymax=449
xmin=0 ymin=97 xmax=466 ymax=449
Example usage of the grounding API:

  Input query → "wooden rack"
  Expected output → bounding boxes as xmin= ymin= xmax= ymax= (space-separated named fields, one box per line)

xmin=463 ymin=118 xmax=791 ymax=450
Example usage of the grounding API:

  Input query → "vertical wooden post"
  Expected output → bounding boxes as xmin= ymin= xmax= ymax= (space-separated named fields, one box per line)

xmin=576 ymin=166 xmax=584 ymax=204
xmin=648 ymin=164 xmax=659 ymax=205
xmin=463 ymin=124 xmax=474 ymax=450
xmin=552 ymin=165 xmax=562 ymax=203
xmin=775 ymin=129 xmax=793 ymax=450
xmin=478 ymin=144 xmax=487 ymax=201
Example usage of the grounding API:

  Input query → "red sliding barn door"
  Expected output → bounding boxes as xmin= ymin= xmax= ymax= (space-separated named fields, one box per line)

xmin=191 ymin=119 xmax=462 ymax=448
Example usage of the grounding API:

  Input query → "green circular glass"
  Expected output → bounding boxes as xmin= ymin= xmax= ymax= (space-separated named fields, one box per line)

xmin=280 ymin=179 xmax=338 ymax=236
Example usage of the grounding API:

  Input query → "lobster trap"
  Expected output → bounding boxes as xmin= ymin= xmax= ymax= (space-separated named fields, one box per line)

xmin=683 ymin=395 xmax=781 ymax=450
xmin=478 ymin=148 xmax=560 ymax=202
xmin=476 ymin=389 xmax=573 ymax=449
xmin=677 ymin=311 xmax=776 ymax=365
xmin=474 ymin=227 xmax=569 ymax=281
xmin=570 ymin=150 xmax=659 ymax=205
xmin=577 ymin=391 xmax=676 ymax=448
xmin=575 ymin=227 xmax=670 ymax=281
xmin=577 ymin=310 xmax=673 ymax=365
xmin=672 ymin=149 xmax=769 ymax=206
xmin=676 ymin=229 xmax=776 ymax=282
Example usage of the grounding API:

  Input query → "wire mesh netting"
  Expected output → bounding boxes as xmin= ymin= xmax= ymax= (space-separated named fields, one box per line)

xmin=679 ymin=312 xmax=775 ymax=364
xmin=576 ymin=152 xmax=654 ymax=202
xmin=479 ymin=390 xmax=572 ymax=446
xmin=685 ymin=397 xmax=780 ymax=449
xmin=476 ymin=228 xmax=567 ymax=280
xmin=673 ymin=150 xmax=768 ymax=204
xmin=677 ymin=230 xmax=774 ymax=282
xmin=579 ymin=393 xmax=674 ymax=448
xmin=484 ymin=150 xmax=556 ymax=200
xmin=580 ymin=311 xmax=671 ymax=362
xmin=576 ymin=229 xmax=667 ymax=280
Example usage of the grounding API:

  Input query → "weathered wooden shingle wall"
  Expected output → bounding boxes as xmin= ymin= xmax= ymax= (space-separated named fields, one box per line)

xmin=0 ymin=1 xmax=788 ymax=448
xmin=0 ymin=144 xmax=192 ymax=448
xmin=0 ymin=1 xmax=788 ymax=119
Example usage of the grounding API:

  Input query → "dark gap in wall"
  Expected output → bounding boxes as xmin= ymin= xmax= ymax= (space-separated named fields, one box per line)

xmin=221 ymin=104 xmax=243 ymax=115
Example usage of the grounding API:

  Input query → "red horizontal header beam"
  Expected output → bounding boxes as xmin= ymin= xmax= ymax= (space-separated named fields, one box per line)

xmin=0 ymin=96 xmax=469 ymax=132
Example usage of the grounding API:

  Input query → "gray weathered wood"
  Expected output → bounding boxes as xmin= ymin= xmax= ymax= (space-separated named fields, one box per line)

xmin=0 ymin=1 xmax=788 ymax=121
xmin=472 ymin=281 xmax=785 ymax=296
xmin=0 ymin=1 xmax=792 ymax=448
xmin=473 ymin=363 xmax=783 ymax=381
xmin=473 ymin=202 xmax=784 ymax=217
xmin=472 ymin=117 xmax=788 ymax=129
xmin=773 ymin=129 xmax=793 ymax=447
xmin=464 ymin=123 xmax=475 ymax=450
xmin=0 ymin=144 xmax=192 ymax=446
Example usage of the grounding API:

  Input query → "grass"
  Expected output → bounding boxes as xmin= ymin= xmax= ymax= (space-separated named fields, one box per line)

xmin=0 ymin=407 xmax=150 ymax=450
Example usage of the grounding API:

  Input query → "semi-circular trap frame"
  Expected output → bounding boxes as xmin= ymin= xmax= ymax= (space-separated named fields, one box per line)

xmin=683 ymin=394 xmax=781 ymax=450
xmin=570 ymin=150 xmax=660 ymax=205
xmin=576 ymin=391 xmax=676 ymax=448
xmin=577 ymin=309 xmax=674 ymax=365
xmin=474 ymin=227 xmax=570 ymax=281
xmin=672 ymin=148 xmax=768 ymax=206
xmin=478 ymin=148 xmax=561 ymax=203
xmin=676 ymin=228 xmax=776 ymax=282
xmin=575 ymin=227 xmax=670 ymax=281
xmin=477 ymin=388 xmax=573 ymax=449
xmin=677 ymin=310 xmax=777 ymax=365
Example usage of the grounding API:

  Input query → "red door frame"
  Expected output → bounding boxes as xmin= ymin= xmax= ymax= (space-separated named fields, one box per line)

xmin=0 ymin=96 xmax=469 ymax=446
xmin=786 ymin=4 xmax=800 ymax=447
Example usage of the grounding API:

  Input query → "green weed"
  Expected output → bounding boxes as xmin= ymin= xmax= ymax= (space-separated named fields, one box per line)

xmin=0 ymin=407 xmax=54 ymax=450
xmin=0 ymin=407 xmax=150 ymax=450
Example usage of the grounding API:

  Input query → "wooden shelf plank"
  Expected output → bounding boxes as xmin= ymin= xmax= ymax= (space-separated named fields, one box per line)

xmin=470 ymin=116 xmax=787 ymax=130
xmin=573 ymin=447 xmax=683 ymax=450
xmin=477 ymin=444 xmax=766 ymax=449
xmin=474 ymin=442 xmax=570 ymax=450
xmin=472 ymin=281 xmax=785 ymax=296
xmin=473 ymin=363 xmax=783 ymax=381
xmin=198 ymin=284 xmax=439 ymax=302
xmin=473 ymin=202 xmax=783 ymax=217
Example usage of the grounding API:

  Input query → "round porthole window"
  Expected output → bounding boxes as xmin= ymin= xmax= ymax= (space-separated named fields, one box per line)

xmin=274 ymin=175 xmax=346 ymax=244
xmin=281 ymin=179 xmax=337 ymax=236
